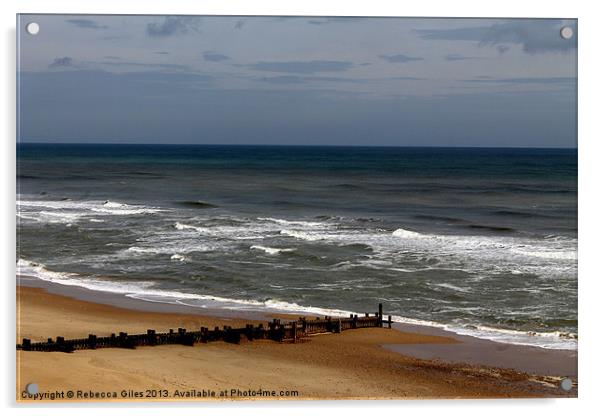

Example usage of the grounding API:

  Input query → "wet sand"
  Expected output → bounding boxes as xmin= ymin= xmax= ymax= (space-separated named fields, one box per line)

xmin=16 ymin=280 xmax=577 ymax=401
xmin=385 ymin=323 xmax=577 ymax=377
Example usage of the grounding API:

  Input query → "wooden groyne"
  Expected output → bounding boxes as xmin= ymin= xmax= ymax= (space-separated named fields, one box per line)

xmin=17 ymin=304 xmax=393 ymax=353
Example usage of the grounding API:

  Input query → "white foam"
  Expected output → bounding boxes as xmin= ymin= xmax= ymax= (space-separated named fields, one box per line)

xmin=102 ymin=201 xmax=126 ymax=208
xmin=250 ymin=245 xmax=295 ymax=255
xmin=124 ymin=243 xmax=213 ymax=256
xmin=280 ymin=229 xmax=323 ymax=241
xmin=173 ymin=221 xmax=274 ymax=240
xmin=17 ymin=259 xmax=156 ymax=294
xmin=258 ymin=217 xmax=324 ymax=227
xmin=170 ymin=254 xmax=190 ymax=262
xmin=16 ymin=197 xmax=164 ymax=225
xmin=430 ymin=282 xmax=473 ymax=293
xmin=392 ymin=228 xmax=424 ymax=238
xmin=510 ymin=247 xmax=577 ymax=261
xmin=174 ymin=222 xmax=203 ymax=232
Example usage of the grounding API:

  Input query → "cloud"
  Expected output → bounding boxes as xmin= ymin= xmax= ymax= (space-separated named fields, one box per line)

xmin=415 ymin=20 xmax=577 ymax=54
xmin=389 ymin=76 xmax=425 ymax=81
xmin=497 ymin=45 xmax=510 ymax=54
xmin=66 ymin=18 xmax=108 ymax=29
xmin=379 ymin=54 xmax=423 ymax=63
xmin=444 ymin=54 xmax=480 ymax=61
xmin=307 ymin=17 xmax=361 ymax=25
xmin=48 ymin=57 xmax=75 ymax=68
xmin=116 ymin=71 xmax=213 ymax=84
xmin=256 ymin=75 xmax=358 ymax=85
xmin=146 ymin=16 xmax=201 ymax=37
xmin=415 ymin=26 xmax=486 ymax=41
xmin=463 ymin=77 xmax=575 ymax=85
xmin=246 ymin=60 xmax=354 ymax=74
xmin=258 ymin=76 xmax=307 ymax=85
xmin=202 ymin=51 xmax=230 ymax=62
xmin=93 ymin=61 xmax=190 ymax=71
xmin=48 ymin=56 xmax=194 ymax=72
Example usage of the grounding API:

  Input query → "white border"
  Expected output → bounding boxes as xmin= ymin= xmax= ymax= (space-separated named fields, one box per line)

xmin=2 ymin=0 xmax=601 ymax=414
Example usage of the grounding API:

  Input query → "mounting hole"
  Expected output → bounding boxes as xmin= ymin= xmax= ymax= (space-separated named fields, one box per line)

xmin=559 ymin=378 xmax=573 ymax=392
xmin=26 ymin=22 xmax=40 ymax=35
xmin=560 ymin=26 xmax=573 ymax=40
xmin=25 ymin=383 xmax=39 ymax=395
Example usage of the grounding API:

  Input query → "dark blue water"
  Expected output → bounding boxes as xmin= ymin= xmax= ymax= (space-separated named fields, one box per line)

xmin=16 ymin=144 xmax=577 ymax=349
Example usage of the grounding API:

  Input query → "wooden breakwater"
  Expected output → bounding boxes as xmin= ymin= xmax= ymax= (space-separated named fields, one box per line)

xmin=17 ymin=304 xmax=393 ymax=353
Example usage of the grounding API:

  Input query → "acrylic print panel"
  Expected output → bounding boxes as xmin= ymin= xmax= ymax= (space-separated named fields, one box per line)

xmin=16 ymin=14 xmax=577 ymax=402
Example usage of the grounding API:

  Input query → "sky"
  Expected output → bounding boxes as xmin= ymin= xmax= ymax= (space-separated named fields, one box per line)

xmin=17 ymin=15 xmax=577 ymax=147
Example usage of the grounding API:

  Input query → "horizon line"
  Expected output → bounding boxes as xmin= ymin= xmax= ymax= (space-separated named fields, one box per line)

xmin=17 ymin=142 xmax=578 ymax=150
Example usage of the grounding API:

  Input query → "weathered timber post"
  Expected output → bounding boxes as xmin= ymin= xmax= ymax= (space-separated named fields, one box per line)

xmin=213 ymin=326 xmax=220 ymax=341
xmin=245 ymin=324 xmax=254 ymax=341
xmin=147 ymin=329 xmax=156 ymax=346
xmin=22 ymin=338 xmax=31 ymax=351
xmin=110 ymin=333 xmax=116 ymax=347
xmin=179 ymin=328 xmax=195 ymax=346
xmin=56 ymin=336 xmax=73 ymax=353
xmin=335 ymin=319 xmax=342 ymax=333
xmin=292 ymin=322 xmax=297 ymax=343
xmin=88 ymin=334 xmax=97 ymax=349
xmin=378 ymin=303 xmax=383 ymax=327
xmin=352 ymin=314 xmax=358 ymax=329
xmin=118 ymin=332 xmax=127 ymax=348
xmin=224 ymin=326 xmax=240 ymax=344
xmin=388 ymin=315 xmax=392 ymax=329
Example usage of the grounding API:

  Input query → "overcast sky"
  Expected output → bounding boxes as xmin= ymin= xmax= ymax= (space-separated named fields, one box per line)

xmin=17 ymin=15 xmax=577 ymax=147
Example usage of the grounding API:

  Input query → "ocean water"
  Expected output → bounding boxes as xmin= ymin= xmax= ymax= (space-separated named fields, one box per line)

xmin=16 ymin=144 xmax=577 ymax=349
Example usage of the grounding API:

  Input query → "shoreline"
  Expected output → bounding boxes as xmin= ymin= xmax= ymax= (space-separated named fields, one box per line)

xmin=17 ymin=284 xmax=577 ymax=401
xmin=17 ymin=275 xmax=577 ymax=379
xmin=17 ymin=274 xmax=577 ymax=377
xmin=17 ymin=267 xmax=577 ymax=351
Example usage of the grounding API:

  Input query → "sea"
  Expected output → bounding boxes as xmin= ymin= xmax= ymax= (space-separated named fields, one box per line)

xmin=16 ymin=144 xmax=578 ymax=349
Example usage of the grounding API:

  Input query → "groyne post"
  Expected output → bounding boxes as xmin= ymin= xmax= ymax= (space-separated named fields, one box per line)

xmin=22 ymin=338 xmax=31 ymax=351
xmin=147 ymin=329 xmax=156 ymax=346
xmin=88 ymin=334 xmax=97 ymax=349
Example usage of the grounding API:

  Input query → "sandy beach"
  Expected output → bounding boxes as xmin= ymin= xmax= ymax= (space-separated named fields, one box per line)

xmin=16 ymin=281 xmax=577 ymax=402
